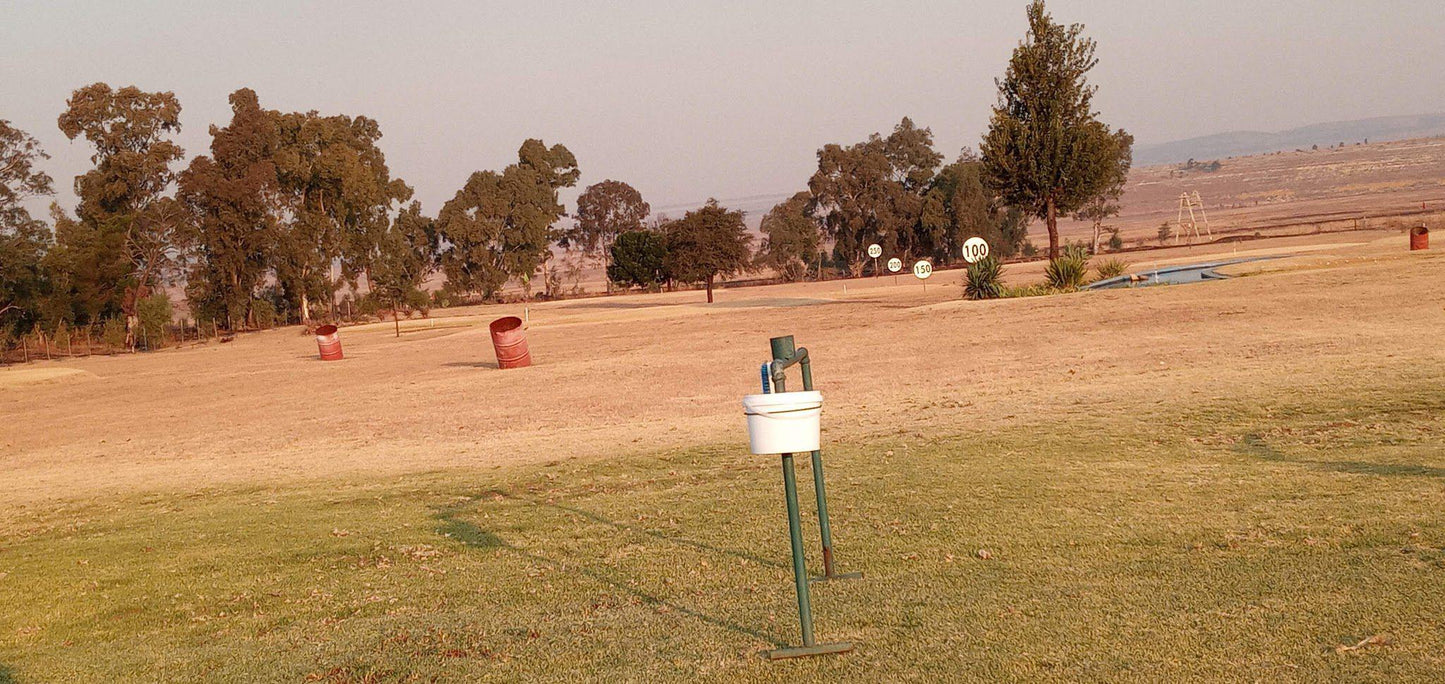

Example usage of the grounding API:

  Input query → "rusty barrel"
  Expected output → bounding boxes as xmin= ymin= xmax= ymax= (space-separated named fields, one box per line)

xmin=315 ymin=324 xmax=343 ymax=361
xmin=1410 ymin=225 xmax=1429 ymax=251
xmin=489 ymin=316 xmax=531 ymax=369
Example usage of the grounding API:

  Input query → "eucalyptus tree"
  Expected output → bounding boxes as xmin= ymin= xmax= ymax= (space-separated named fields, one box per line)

xmin=368 ymin=201 xmax=437 ymax=334
xmin=52 ymin=83 xmax=185 ymax=344
xmin=757 ymin=191 xmax=819 ymax=281
xmin=980 ymin=1 xmax=1133 ymax=260
xmin=271 ymin=110 xmax=411 ymax=321
xmin=436 ymin=139 xmax=578 ymax=300
xmin=0 ymin=120 xmax=55 ymax=333
xmin=178 ymin=88 xmax=283 ymax=329
xmin=807 ymin=117 xmax=941 ymax=275
xmin=569 ymin=179 xmax=649 ymax=292
xmin=921 ymin=151 xmax=1029 ymax=260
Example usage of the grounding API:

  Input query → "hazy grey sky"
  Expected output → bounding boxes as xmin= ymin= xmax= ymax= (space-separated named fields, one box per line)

xmin=5 ymin=1 xmax=1445 ymax=218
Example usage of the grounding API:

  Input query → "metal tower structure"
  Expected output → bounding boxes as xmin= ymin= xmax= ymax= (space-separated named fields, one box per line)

xmin=1176 ymin=191 xmax=1213 ymax=244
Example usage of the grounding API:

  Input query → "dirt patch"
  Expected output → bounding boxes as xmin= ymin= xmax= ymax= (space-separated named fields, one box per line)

xmin=0 ymin=366 xmax=96 ymax=389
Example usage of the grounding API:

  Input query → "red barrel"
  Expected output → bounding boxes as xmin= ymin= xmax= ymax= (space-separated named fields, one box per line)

xmin=315 ymin=324 xmax=343 ymax=361
xmin=489 ymin=316 xmax=531 ymax=369
xmin=1410 ymin=225 xmax=1429 ymax=251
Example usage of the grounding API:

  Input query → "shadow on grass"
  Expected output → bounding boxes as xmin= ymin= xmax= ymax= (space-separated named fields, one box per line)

xmin=1236 ymin=433 xmax=1445 ymax=478
xmin=433 ymin=493 xmax=786 ymax=648
xmin=0 ymin=664 xmax=14 ymax=684
xmin=538 ymin=498 xmax=788 ymax=570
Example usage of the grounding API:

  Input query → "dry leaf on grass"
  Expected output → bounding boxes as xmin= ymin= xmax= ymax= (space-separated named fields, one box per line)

xmin=1334 ymin=634 xmax=1392 ymax=653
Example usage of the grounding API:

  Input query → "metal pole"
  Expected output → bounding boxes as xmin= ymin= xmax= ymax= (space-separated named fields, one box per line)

xmin=769 ymin=335 xmax=859 ymax=582
xmin=781 ymin=452 xmax=814 ymax=647
xmin=799 ymin=354 xmax=838 ymax=578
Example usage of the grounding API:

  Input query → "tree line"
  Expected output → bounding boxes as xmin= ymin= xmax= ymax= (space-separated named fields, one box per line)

xmin=1 ymin=0 xmax=1130 ymax=354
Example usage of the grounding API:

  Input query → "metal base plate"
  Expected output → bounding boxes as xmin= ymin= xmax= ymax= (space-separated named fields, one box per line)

xmin=811 ymin=571 xmax=864 ymax=583
xmin=766 ymin=641 xmax=854 ymax=660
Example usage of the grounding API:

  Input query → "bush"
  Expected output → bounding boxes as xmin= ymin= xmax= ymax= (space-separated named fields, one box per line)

xmin=52 ymin=322 xmax=71 ymax=353
xmin=404 ymin=288 xmax=431 ymax=316
xmin=1045 ymin=245 xmax=1091 ymax=290
xmin=1095 ymin=258 xmax=1129 ymax=280
xmin=1003 ymin=283 xmax=1054 ymax=298
xmin=252 ymin=298 xmax=277 ymax=329
xmin=136 ymin=293 xmax=172 ymax=349
xmin=101 ymin=317 xmax=127 ymax=351
xmin=608 ymin=230 xmax=668 ymax=290
xmin=1106 ymin=229 xmax=1123 ymax=251
xmin=963 ymin=256 xmax=1005 ymax=300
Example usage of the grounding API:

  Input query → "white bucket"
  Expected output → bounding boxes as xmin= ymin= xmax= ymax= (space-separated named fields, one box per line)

xmin=743 ymin=391 xmax=823 ymax=455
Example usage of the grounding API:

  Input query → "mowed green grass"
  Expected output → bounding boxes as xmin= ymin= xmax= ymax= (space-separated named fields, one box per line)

xmin=3 ymin=370 xmax=1444 ymax=682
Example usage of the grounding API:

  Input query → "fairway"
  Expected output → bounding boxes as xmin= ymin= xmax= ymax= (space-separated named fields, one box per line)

xmin=3 ymin=236 xmax=1443 ymax=680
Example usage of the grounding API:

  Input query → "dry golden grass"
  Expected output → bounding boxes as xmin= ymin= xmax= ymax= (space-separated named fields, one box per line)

xmin=2 ymin=232 xmax=1438 ymax=507
xmin=1 ymin=230 xmax=1443 ymax=680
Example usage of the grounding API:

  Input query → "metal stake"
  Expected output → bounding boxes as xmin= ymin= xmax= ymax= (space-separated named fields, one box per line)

xmin=769 ymin=335 xmax=861 ymax=583
xmin=768 ymin=452 xmax=852 ymax=660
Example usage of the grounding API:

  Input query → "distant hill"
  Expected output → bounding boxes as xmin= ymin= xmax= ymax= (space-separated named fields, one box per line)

xmin=1134 ymin=113 xmax=1445 ymax=166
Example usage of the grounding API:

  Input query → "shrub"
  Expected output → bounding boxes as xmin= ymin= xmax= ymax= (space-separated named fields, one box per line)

xmin=404 ymin=288 xmax=431 ymax=317
xmin=52 ymin=322 xmax=71 ymax=353
xmin=252 ymin=298 xmax=277 ymax=330
xmin=608 ymin=230 xmax=668 ymax=290
xmin=1045 ymin=245 xmax=1091 ymax=290
xmin=1106 ymin=229 xmax=1123 ymax=251
xmin=101 ymin=317 xmax=127 ymax=351
xmin=963 ymin=256 xmax=1005 ymax=300
xmin=136 ymin=293 xmax=172 ymax=349
xmin=1003 ymin=283 xmax=1054 ymax=298
xmin=1095 ymin=258 xmax=1129 ymax=280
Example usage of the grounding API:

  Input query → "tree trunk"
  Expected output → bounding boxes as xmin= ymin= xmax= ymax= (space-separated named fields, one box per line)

xmin=1046 ymin=199 xmax=1060 ymax=260
xmin=603 ymin=249 xmax=612 ymax=294
xmin=300 ymin=294 xmax=311 ymax=323
xmin=1091 ymin=220 xmax=1103 ymax=255
xmin=125 ymin=315 xmax=139 ymax=352
xmin=705 ymin=275 xmax=714 ymax=303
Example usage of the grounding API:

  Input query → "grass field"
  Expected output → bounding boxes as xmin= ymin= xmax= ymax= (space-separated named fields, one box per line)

xmin=2 ymin=234 xmax=1443 ymax=681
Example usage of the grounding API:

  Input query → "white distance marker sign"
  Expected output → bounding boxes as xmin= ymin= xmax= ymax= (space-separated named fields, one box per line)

xmin=867 ymin=243 xmax=882 ymax=258
xmin=887 ymin=257 xmax=903 ymax=273
xmin=913 ymin=260 xmax=933 ymax=280
xmin=962 ymin=237 xmax=991 ymax=264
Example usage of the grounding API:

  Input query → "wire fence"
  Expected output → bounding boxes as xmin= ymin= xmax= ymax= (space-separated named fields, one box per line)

xmin=0 ymin=319 xmax=226 ymax=365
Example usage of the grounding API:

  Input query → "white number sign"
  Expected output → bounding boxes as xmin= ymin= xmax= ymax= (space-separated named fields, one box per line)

xmin=887 ymin=257 xmax=903 ymax=273
xmin=867 ymin=243 xmax=882 ymax=259
xmin=912 ymin=260 xmax=933 ymax=280
xmin=962 ymin=237 xmax=991 ymax=264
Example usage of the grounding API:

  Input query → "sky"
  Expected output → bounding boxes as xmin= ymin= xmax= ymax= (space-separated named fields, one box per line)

xmin=5 ymin=0 xmax=1445 ymax=220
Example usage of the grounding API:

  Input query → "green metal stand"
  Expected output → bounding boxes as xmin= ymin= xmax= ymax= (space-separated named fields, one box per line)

xmin=769 ymin=336 xmax=861 ymax=582
xmin=767 ymin=452 xmax=853 ymax=660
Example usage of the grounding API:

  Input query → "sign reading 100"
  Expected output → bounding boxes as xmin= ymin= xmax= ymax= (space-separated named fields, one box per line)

xmin=962 ymin=237 xmax=990 ymax=264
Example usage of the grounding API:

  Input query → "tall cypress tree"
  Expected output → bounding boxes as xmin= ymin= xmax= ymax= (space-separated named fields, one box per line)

xmin=981 ymin=1 xmax=1132 ymax=260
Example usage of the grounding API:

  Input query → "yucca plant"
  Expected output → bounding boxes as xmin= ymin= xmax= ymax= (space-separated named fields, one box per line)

xmin=1045 ymin=245 xmax=1091 ymax=290
xmin=1095 ymin=257 xmax=1128 ymax=280
xmin=964 ymin=256 xmax=1005 ymax=300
